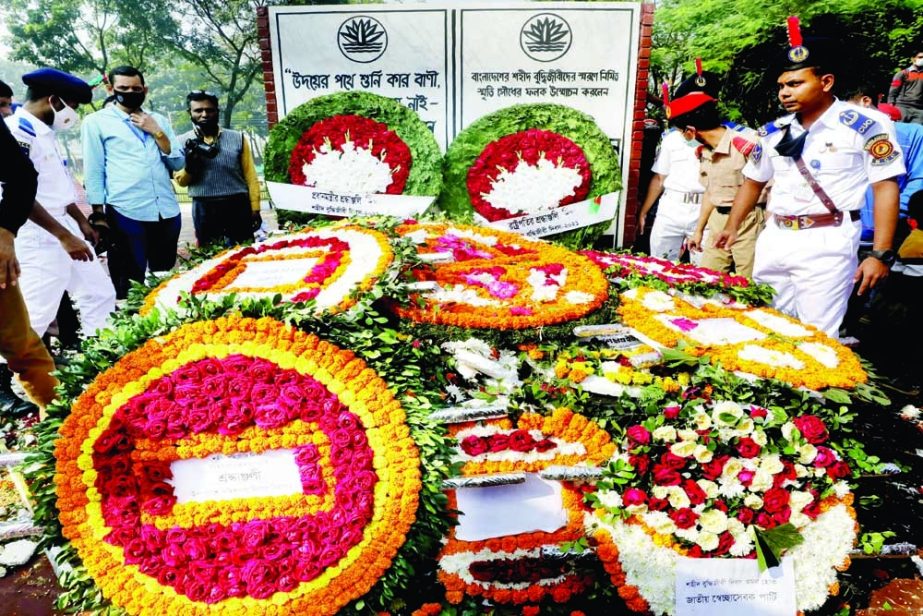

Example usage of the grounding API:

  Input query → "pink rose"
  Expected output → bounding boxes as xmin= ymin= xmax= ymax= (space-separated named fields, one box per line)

xmin=737 ymin=469 xmax=755 ymax=486
xmin=813 ymin=446 xmax=836 ymax=468
xmin=663 ymin=405 xmax=681 ymax=420
xmin=623 ymin=488 xmax=648 ymax=506
xmin=626 ymin=425 xmax=651 ymax=446
xmin=749 ymin=406 xmax=768 ymax=420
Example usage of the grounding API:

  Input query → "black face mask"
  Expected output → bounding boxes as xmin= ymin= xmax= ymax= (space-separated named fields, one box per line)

xmin=195 ymin=117 xmax=220 ymax=135
xmin=114 ymin=91 xmax=146 ymax=110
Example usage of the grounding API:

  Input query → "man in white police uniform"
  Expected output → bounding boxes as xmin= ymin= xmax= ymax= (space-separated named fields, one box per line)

xmin=714 ymin=19 xmax=904 ymax=337
xmin=5 ymin=69 xmax=115 ymax=341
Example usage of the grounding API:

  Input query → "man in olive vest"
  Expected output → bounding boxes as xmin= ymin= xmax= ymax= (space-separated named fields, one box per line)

xmin=175 ymin=91 xmax=261 ymax=247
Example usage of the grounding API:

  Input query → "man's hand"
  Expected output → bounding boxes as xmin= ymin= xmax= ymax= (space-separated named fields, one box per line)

xmin=854 ymin=257 xmax=890 ymax=296
xmin=251 ymin=212 xmax=263 ymax=233
xmin=78 ymin=219 xmax=99 ymax=246
xmin=0 ymin=228 xmax=20 ymax=289
xmin=687 ymin=229 xmax=704 ymax=253
xmin=130 ymin=111 xmax=162 ymax=136
xmin=712 ymin=227 xmax=738 ymax=251
xmin=59 ymin=233 xmax=94 ymax=262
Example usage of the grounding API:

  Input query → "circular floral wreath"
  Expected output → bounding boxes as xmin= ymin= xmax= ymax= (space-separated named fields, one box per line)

xmin=54 ymin=316 xmax=422 ymax=615
xmin=141 ymin=226 xmax=393 ymax=316
xmin=440 ymin=104 xmax=620 ymax=249
xmin=587 ymin=400 xmax=856 ymax=614
xmin=265 ymin=91 xmax=443 ymax=198
xmin=393 ymin=222 xmax=610 ymax=330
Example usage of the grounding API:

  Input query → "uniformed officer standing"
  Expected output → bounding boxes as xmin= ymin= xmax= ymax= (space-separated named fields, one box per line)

xmin=4 ymin=69 xmax=115 ymax=341
xmin=665 ymin=89 xmax=767 ymax=278
xmin=714 ymin=17 xmax=904 ymax=337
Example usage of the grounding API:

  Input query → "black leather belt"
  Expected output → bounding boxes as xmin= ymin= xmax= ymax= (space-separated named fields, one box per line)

xmin=773 ymin=210 xmax=860 ymax=230
xmin=715 ymin=204 xmax=766 ymax=215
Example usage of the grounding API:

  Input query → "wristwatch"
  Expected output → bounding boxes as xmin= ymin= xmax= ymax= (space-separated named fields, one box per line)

xmin=867 ymin=249 xmax=896 ymax=267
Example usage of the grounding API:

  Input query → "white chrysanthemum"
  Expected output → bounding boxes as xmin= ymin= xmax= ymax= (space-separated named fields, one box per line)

xmin=699 ymin=509 xmax=729 ymax=534
xmin=565 ymin=290 xmax=594 ymax=305
xmin=899 ymin=404 xmax=921 ymax=420
xmin=302 ymin=140 xmax=395 ymax=194
xmin=790 ymin=511 xmax=812 ymax=528
xmin=738 ymin=344 xmax=805 ymax=369
xmin=833 ymin=481 xmax=850 ymax=497
xmin=675 ymin=527 xmax=700 ymax=544
xmin=730 ymin=533 xmax=755 ymax=557
xmin=431 ymin=284 xmax=501 ymax=307
xmin=527 ymin=268 xmax=566 ymax=302
xmin=795 ymin=464 xmax=810 ymax=478
xmin=745 ymin=309 xmax=813 ymax=338
xmin=483 ymin=156 xmax=584 ymax=216
xmin=718 ymin=477 xmax=746 ymax=499
xmin=653 ymin=426 xmax=677 ymax=442
xmin=643 ymin=511 xmax=677 ymax=536
xmin=642 ymin=290 xmax=676 ymax=312
xmin=788 ymin=504 xmax=856 ymax=610
xmin=799 ymin=342 xmax=840 ymax=368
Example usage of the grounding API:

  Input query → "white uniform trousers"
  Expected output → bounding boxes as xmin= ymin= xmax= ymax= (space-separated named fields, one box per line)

xmin=649 ymin=193 xmax=703 ymax=265
xmin=15 ymin=216 xmax=115 ymax=338
xmin=752 ymin=216 xmax=861 ymax=338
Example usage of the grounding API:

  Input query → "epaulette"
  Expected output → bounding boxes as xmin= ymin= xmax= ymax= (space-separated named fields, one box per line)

xmin=17 ymin=116 xmax=36 ymax=138
xmin=731 ymin=135 xmax=756 ymax=158
xmin=838 ymin=109 xmax=879 ymax=138
xmin=757 ymin=119 xmax=787 ymax=137
xmin=16 ymin=139 xmax=31 ymax=157
xmin=722 ymin=120 xmax=748 ymax=133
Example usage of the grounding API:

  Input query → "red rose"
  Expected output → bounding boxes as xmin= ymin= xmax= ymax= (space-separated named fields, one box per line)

xmin=802 ymin=499 xmax=820 ymax=519
xmin=793 ymin=415 xmax=829 ymax=444
xmin=660 ymin=451 xmax=687 ymax=470
xmin=762 ymin=488 xmax=791 ymax=514
xmin=652 ymin=464 xmax=682 ymax=486
xmin=712 ymin=499 xmax=728 ymax=513
xmin=736 ymin=437 xmax=761 ymax=459
xmin=771 ymin=506 xmax=791 ymax=525
xmin=714 ymin=531 xmax=736 ymax=556
xmin=827 ymin=461 xmax=852 ymax=480
xmin=629 ymin=454 xmax=651 ymax=476
xmin=683 ymin=479 xmax=707 ymax=506
xmin=701 ymin=455 xmax=729 ymax=481
xmin=535 ymin=438 xmax=557 ymax=452
xmin=737 ymin=507 xmax=755 ymax=524
xmin=663 ymin=405 xmax=681 ymax=420
xmin=755 ymin=512 xmax=777 ymax=530
xmin=508 ymin=429 xmax=536 ymax=452
xmin=648 ymin=497 xmax=670 ymax=511
xmin=669 ymin=508 xmax=699 ymax=529
xmin=489 ymin=434 xmax=510 ymax=452
xmin=687 ymin=545 xmax=704 ymax=558
xmin=773 ymin=461 xmax=798 ymax=488
xmin=626 ymin=425 xmax=651 ymax=446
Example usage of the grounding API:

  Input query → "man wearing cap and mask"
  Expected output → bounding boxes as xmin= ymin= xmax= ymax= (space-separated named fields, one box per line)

xmin=0 ymin=80 xmax=14 ymax=118
xmin=888 ymin=50 xmax=923 ymax=125
xmin=1 ymin=68 xmax=115 ymax=415
xmin=174 ymin=90 xmax=262 ymax=247
xmin=81 ymin=65 xmax=184 ymax=299
xmin=667 ymin=89 xmax=767 ymax=278
xmin=714 ymin=17 xmax=905 ymax=337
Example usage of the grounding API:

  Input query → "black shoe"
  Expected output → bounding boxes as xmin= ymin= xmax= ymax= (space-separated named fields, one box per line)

xmin=0 ymin=365 xmax=39 ymax=418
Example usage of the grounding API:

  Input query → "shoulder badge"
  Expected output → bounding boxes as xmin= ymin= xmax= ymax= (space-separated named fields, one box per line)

xmin=758 ymin=119 xmax=785 ymax=138
xmin=750 ymin=142 xmax=763 ymax=165
xmin=864 ymin=133 xmax=900 ymax=166
xmin=722 ymin=120 xmax=748 ymax=133
xmin=15 ymin=139 xmax=31 ymax=158
xmin=17 ymin=116 xmax=36 ymax=138
xmin=731 ymin=135 xmax=756 ymax=158
xmin=838 ymin=109 xmax=878 ymax=137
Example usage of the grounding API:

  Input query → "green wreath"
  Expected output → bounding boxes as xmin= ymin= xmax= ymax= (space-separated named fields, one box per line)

xmin=438 ymin=103 xmax=621 ymax=249
xmin=264 ymin=91 xmax=443 ymax=227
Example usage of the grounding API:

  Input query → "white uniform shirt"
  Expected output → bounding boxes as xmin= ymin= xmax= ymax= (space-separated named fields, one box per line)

xmin=5 ymin=108 xmax=77 ymax=216
xmin=651 ymin=129 xmax=706 ymax=194
xmin=744 ymin=99 xmax=905 ymax=216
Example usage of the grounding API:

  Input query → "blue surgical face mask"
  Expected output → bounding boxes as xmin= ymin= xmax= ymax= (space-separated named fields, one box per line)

xmin=683 ymin=130 xmax=699 ymax=147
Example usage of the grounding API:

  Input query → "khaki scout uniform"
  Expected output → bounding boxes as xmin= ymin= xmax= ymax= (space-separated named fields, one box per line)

xmin=698 ymin=128 xmax=765 ymax=278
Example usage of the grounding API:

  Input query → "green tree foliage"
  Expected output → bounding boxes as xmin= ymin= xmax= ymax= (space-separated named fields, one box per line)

xmin=653 ymin=0 xmax=923 ymax=124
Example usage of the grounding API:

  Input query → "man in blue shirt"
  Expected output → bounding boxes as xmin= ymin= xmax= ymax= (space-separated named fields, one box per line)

xmin=81 ymin=66 xmax=184 ymax=298
xmin=847 ymin=85 xmax=923 ymax=241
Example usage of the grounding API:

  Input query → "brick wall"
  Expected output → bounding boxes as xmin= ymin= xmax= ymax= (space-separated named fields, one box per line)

xmin=257 ymin=7 xmax=278 ymax=127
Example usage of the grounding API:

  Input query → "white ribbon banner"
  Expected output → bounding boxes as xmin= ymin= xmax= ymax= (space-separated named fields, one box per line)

xmin=267 ymin=181 xmax=435 ymax=218
xmin=479 ymin=192 xmax=618 ymax=238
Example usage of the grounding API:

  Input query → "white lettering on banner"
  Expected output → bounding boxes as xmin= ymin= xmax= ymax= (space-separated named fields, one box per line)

xmin=483 ymin=193 xmax=618 ymax=238
xmin=169 ymin=449 xmax=304 ymax=504
xmin=675 ymin=557 xmax=797 ymax=616
xmin=267 ymin=181 xmax=434 ymax=218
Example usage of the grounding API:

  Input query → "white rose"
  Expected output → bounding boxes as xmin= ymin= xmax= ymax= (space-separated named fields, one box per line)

xmin=671 ymin=440 xmax=698 ymax=458
xmin=744 ymin=494 xmax=764 ymax=509
xmin=597 ymin=490 xmax=623 ymax=509
xmin=722 ymin=458 xmax=743 ymax=478
xmin=699 ymin=509 xmax=729 ymax=534
xmin=794 ymin=463 xmax=809 ymax=478
xmin=697 ymin=479 xmax=719 ymax=499
xmin=781 ymin=421 xmax=798 ymax=442
xmin=798 ymin=443 xmax=817 ymax=464
xmin=653 ymin=426 xmax=677 ymax=442
xmin=712 ymin=401 xmax=744 ymax=426
xmin=751 ymin=429 xmax=768 ymax=447
xmin=734 ymin=417 xmax=755 ymax=436
xmin=749 ymin=468 xmax=774 ymax=492
xmin=789 ymin=490 xmax=813 ymax=512
xmin=675 ymin=527 xmax=700 ymax=544
xmin=668 ymin=487 xmax=691 ymax=509
xmin=677 ymin=429 xmax=699 ymax=442
xmin=692 ymin=412 xmax=712 ymax=431
xmin=697 ymin=530 xmax=720 ymax=551
xmin=693 ymin=444 xmax=714 ymax=463
xmin=760 ymin=454 xmax=784 ymax=475
xmin=727 ymin=518 xmax=745 ymax=536
xmin=652 ymin=486 xmax=670 ymax=500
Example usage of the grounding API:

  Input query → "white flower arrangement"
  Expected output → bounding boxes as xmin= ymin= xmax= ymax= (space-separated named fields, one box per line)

xmin=482 ymin=156 xmax=585 ymax=216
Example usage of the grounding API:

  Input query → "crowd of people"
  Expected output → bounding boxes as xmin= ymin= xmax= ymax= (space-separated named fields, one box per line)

xmin=641 ymin=25 xmax=923 ymax=394
xmin=0 ymin=66 xmax=261 ymax=416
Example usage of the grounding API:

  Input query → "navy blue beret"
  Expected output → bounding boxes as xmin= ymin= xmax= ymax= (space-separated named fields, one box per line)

xmin=22 ymin=68 xmax=92 ymax=104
